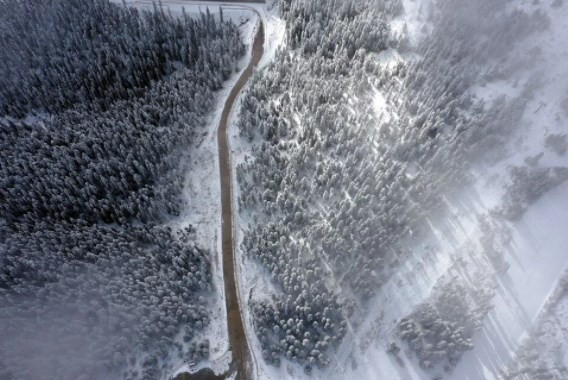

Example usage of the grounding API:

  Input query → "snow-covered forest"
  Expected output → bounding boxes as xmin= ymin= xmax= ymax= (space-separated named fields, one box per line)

xmin=0 ymin=0 xmax=244 ymax=379
xmin=1 ymin=0 xmax=567 ymax=379
xmin=232 ymin=0 xmax=568 ymax=378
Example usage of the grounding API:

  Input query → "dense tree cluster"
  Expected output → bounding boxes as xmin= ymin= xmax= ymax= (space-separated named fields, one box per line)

xmin=235 ymin=0 xmax=547 ymax=369
xmin=392 ymin=211 xmax=513 ymax=374
xmin=236 ymin=0 xmax=404 ymax=369
xmin=0 ymin=0 xmax=244 ymax=224
xmin=494 ymin=166 xmax=568 ymax=221
xmin=243 ymin=224 xmax=346 ymax=372
xmin=393 ymin=217 xmax=511 ymax=374
xmin=0 ymin=0 xmax=243 ymax=117
xmin=396 ymin=276 xmax=494 ymax=371
xmin=280 ymin=0 xmax=400 ymax=56
xmin=0 ymin=0 xmax=245 ymax=379
xmin=0 ymin=222 xmax=211 ymax=380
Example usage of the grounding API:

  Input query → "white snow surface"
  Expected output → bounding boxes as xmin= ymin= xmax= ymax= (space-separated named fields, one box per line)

xmin=392 ymin=0 xmax=433 ymax=45
xmin=226 ymin=3 xmax=298 ymax=380
xmin=145 ymin=2 xmax=285 ymax=378
xmin=449 ymin=1 xmax=568 ymax=378
xmin=227 ymin=0 xmax=568 ymax=379
xmin=166 ymin=6 xmax=260 ymax=379
xmin=343 ymin=1 xmax=568 ymax=380
xmin=115 ymin=1 xmax=285 ymax=378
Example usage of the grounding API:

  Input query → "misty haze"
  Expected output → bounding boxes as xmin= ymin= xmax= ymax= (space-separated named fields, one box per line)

xmin=0 ymin=0 xmax=567 ymax=379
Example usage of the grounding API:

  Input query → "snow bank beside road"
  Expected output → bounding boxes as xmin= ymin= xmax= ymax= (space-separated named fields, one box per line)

xmin=165 ymin=7 xmax=260 ymax=378
xmin=226 ymin=3 xmax=294 ymax=380
xmin=112 ymin=1 xmax=262 ymax=377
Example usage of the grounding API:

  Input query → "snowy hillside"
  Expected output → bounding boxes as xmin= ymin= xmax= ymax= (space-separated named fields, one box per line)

xmin=1 ymin=0 xmax=566 ymax=379
xmin=230 ymin=0 xmax=568 ymax=379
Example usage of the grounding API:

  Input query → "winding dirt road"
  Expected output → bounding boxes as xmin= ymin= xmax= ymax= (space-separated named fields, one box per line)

xmin=217 ymin=20 xmax=264 ymax=380
xmin=178 ymin=11 xmax=264 ymax=380
xmin=143 ymin=3 xmax=263 ymax=378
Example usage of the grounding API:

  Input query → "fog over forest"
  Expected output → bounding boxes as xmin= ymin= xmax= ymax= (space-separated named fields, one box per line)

xmin=0 ymin=0 xmax=567 ymax=379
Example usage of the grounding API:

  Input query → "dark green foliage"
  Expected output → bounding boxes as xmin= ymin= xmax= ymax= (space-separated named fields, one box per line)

xmin=0 ymin=0 xmax=244 ymax=117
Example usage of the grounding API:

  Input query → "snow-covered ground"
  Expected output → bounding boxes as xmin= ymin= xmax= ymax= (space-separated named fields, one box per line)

xmin=225 ymin=0 xmax=568 ymax=379
xmin=125 ymin=0 xmax=259 ymax=25
xmin=335 ymin=1 xmax=568 ymax=379
xmin=123 ymin=0 xmax=285 ymax=57
xmin=112 ymin=1 xmax=268 ymax=377
xmin=226 ymin=3 xmax=297 ymax=380
xmin=391 ymin=0 xmax=432 ymax=45
xmin=502 ymin=267 xmax=568 ymax=379
xmin=167 ymin=6 xmax=260 ymax=379
xmin=449 ymin=1 xmax=568 ymax=378
xmin=148 ymin=2 xmax=286 ymax=378
xmin=116 ymin=0 xmax=568 ymax=379
xmin=116 ymin=1 xmax=285 ymax=377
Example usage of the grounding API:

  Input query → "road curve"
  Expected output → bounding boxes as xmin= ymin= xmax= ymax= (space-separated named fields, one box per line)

xmin=218 ymin=19 xmax=264 ymax=380
xmin=217 ymin=20 xmax=264 ymax=380
xmin=119 ymin=1 xmax=265 ymax=379
xmin=178 ymin=21 xmax=264 ymax=380
xmin=143 ymin=4 xmax=263 ymax=379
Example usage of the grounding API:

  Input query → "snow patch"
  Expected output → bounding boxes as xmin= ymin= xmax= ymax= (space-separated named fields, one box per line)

xmin=110 ymin=1 xmax=262 ymax=377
